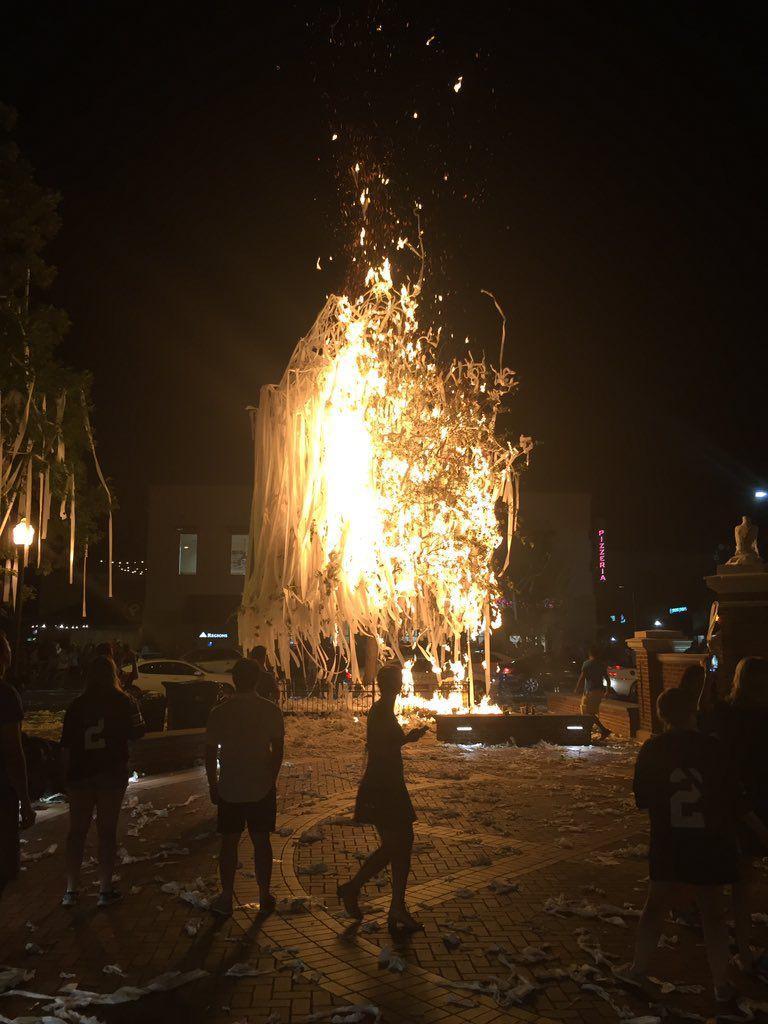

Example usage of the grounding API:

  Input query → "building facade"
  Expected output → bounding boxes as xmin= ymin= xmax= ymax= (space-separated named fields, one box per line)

xmin=143 ymin=484 xmax=597 ymax=657
xmin=143 ymin=484 xmax=250 ymax=653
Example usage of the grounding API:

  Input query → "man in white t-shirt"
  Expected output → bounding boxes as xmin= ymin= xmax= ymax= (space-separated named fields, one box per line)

xmin=205 ymin=658 xmax=284 ymax=917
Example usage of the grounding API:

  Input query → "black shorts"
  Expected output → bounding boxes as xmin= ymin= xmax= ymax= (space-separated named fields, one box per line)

xmin=0 ymin=793 xmax=20 ymax=884
xmin=649 ymin=833 xmax=741 ymax=886
xmin=217 ymin=788 xmax=277 ymax=835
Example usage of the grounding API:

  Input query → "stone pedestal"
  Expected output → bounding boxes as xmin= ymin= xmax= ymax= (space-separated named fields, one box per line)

xmin=705 ymin=564 xmax=768 ymax=699
xmin=627 ymin=630 xmax=692 ymax=739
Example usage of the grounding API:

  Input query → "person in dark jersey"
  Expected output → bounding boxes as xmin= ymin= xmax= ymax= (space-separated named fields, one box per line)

xmin=622 ymin=687 xmax=768 ymax=1010
xmin=701 ymin=657 xmax=768 ymax=977
xmin=337 ymin=663 xmax=429 ymax=933
xmin=0 ymin=631 xmax=36 ymax=898
xmin=59 ymin=655 xmax=145 ymax=907
xmin=574 ymin=645 xmax=611 ymax=739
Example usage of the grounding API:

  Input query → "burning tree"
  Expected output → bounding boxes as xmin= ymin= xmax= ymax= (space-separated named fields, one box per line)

xmin=239 ymin=234 xmax=531 ymax=703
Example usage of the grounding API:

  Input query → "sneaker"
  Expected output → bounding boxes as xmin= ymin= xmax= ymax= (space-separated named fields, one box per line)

xmin=257 ymin=894 xmax=276 ymax=917
xmin=97 ymin=889 xmax=123 ymax=908
xmin=209 ymin=892 xmax=233 ymax=918
xmin=61 ymin=890 xmax=79 ymax=907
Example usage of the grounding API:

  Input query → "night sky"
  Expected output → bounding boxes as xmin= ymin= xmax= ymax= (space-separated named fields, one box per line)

xmin=3 ymin=3 xmax=767 ymax=576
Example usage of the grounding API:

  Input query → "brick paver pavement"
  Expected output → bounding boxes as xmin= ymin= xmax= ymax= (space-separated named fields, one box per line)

xmin=1 ymin=717 xmax=767 ymax=1024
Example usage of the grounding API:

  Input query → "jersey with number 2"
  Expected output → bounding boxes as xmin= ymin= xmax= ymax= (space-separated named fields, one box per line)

xmin=60 ymin=690 xmax=145 ymax=781
xmin=633 ymin=729 xmax=741 ymax=841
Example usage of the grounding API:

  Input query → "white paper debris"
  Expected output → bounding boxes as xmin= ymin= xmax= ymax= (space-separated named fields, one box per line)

xmin=307 ymin=1004 xmax=381 ymax=1023
xmin=20 ymin=844 xmax=58 ymax=864
xmin=298 ymin=862 xmax=329 ymax=876
xmin=225 ymin=963 xmax=271 ymax=978
xmin=0 ymin=968 xmax=35 ymax=994
xmin=377 ymin=947 xmax=406 ymax=973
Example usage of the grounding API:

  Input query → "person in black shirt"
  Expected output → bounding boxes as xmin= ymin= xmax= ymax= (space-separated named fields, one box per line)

xmin=701 ymin=657 xmax=768 ymax=977
xmin=60 ymin=655 xmax=145 ymax=907
xmin=0 ymin=631 xmax=36 ymax=897
xmin=624 ymin=687 xmax=768 ymax=1009
xmin=251 ymin=644 xmax=281 ymax=703
xmin=337 ymin=663 xmax=428 ymax=934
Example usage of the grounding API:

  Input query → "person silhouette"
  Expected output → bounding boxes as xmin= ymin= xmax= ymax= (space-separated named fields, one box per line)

xmin=337 ymin=662 xmax=428 ymax=933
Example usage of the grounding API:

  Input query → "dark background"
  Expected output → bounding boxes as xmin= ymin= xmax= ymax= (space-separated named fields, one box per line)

xmin=3 ymin=2 xmax=767 ymax=587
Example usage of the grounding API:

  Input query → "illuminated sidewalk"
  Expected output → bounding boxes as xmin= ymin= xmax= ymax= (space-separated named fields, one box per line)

xmin=1 ymin=731 xmax=766 ymax=1023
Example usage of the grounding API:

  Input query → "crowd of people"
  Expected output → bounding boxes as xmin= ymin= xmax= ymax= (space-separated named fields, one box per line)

xmin=0 ymin=628 xmax=767 ymax=1011
xmin=14 ymin=635 xmax=142 ymax=692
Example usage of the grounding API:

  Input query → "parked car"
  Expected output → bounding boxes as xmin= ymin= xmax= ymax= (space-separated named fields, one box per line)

xmin=133 ymin=659 xmax=233 ymax=696
xmin=490 ymin=653 xmax=543 ymax=704
xmin=181 ymin=646 xmax=240 ymax=674
xmin=607 ymin=664 xmax=638 ymax=702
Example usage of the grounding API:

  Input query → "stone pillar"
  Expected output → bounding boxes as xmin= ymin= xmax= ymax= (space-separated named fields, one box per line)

xmin=627 ymin=630 xmax=691 ymax=739
xmin=705 ymin=563 xmax=768 ymax=698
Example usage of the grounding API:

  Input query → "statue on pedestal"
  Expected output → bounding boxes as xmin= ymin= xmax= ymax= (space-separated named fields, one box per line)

xmin=726 ymin=516 xmax=763 ymax=567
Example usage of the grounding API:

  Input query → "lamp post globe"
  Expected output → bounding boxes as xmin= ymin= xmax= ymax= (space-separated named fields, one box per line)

xmin=11 ymin=518 xmax=35 ymax=685
xmin=12 ymin=519 xmax=35 ymax=548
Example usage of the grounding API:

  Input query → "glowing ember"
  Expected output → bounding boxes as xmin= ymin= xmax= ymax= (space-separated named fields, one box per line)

xmin=239 ymin=242 xmax=531 ymax=692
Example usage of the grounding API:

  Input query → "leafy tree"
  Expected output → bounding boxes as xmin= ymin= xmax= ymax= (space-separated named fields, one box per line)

xmin=0 ymin=103 xmax=111 ymax=596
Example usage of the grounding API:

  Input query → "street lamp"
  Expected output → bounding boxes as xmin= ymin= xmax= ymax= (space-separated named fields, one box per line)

xmin=11 ymin=518 xmax=35 ymax=685
xmin=755 ymin=490 xmax=767 ymax=501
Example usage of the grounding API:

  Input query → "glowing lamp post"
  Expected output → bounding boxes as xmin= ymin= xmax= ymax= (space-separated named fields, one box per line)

xmin=11 ymin=519 xmax=35 ymax=684
xmin=12 ymin=519 xmax=35 ymax=549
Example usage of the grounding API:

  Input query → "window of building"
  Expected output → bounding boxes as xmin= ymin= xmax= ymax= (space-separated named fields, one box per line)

xmin=230 ymin=534 xmax=248 ymax=575
xmin=178 ymin=533 xmax=197 ymax=575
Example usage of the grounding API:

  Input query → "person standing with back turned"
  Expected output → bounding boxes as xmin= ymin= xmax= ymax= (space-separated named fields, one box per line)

xmin=206 ymin=658 xmax=284 ymax=917
xmin=60 ymin=655 xmax=146 ymax=907
xmin=575 ymin=644 xmax=612 ymax=740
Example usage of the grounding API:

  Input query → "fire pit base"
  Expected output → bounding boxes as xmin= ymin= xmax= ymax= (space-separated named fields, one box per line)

xmin=435 ymin=713 xmax=593 ymax=746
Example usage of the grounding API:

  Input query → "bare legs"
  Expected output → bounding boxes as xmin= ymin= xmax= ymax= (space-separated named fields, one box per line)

xmin=65 ymin=785 xmax=126 ymax=896
xmin=248 ymin=828 xmax=274 ymax=907
xmin=695 ymin=886 xmax=731 ymax=991
xmin=217 ymin=830 xmax=274 ymax=912
xmin=631 ymin=881 xmax=730 ymax=992
xmin=95 ymin=787 xmax=127 ymax=894
xmin=340 ymin=825 xmax=418 ymax=926
xmin=218 ymin=833 xmax=239 ymax=900
xmin=385 ymin=825 xmax=414 ymax=919
xmin=65 ymin=790 xmax=96 ymax=893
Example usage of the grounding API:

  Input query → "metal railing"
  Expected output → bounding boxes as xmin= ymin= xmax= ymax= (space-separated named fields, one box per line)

xmin=279 ymin=682 xmax=374 ymax=715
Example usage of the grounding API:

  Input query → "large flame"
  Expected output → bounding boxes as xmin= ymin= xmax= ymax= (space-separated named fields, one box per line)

xmin=239 ymin=254 xmax=530 ymax=693
xmin=396 ymin=659 xmax=503 ymax=718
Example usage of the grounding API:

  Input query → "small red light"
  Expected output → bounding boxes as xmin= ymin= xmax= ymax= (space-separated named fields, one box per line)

xmin=503 ymin=667 xmax=511 ymax=675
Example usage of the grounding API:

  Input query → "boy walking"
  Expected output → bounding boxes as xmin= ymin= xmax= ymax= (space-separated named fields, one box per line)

xmin=624 ymin=687 xmax=768 ymax=1012
xmin=206 ymin=658 xmax=284 ymax=917
xmin=574 ymin=645 xmax=612 ymax=739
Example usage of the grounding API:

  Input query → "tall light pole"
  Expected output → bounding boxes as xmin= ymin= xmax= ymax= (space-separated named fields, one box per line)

xmin=11 ymin=518 xmax=35 ymax=685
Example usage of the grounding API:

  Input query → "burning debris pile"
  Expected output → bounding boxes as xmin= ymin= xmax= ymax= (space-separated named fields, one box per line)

xmin=239 ymin=215 xmax=531 ymax=702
